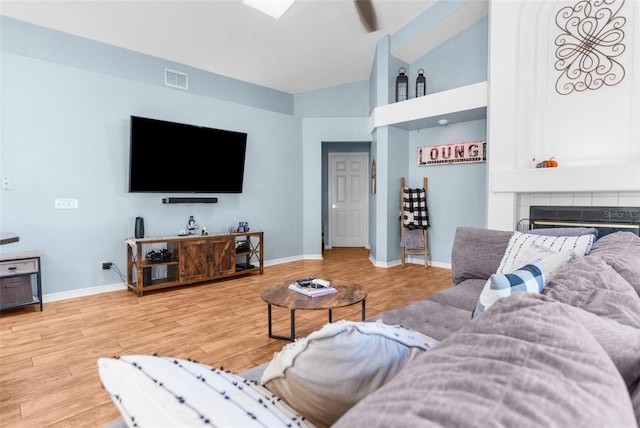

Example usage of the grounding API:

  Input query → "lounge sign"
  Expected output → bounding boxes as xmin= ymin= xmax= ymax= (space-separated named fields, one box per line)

xmin=417 ymin=141 xmax=486 ymax=166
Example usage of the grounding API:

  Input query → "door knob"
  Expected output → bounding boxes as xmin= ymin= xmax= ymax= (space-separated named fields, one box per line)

xmin=331 ymin=204 xmax=338 ymax=209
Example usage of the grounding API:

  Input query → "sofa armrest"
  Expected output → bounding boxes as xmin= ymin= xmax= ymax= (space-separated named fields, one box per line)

xmin=451 ymin=227 xmax=512 ymax=285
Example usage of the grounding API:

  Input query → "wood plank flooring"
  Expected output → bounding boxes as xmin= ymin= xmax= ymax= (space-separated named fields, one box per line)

xmin=0 ymin=248 xmax=452 ymax=427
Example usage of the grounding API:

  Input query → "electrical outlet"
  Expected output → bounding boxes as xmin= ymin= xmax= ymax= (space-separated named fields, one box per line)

xmin=55 ymin=198 xmax=78 ymax=209
xmin=101 ymin=261 xmax=112 ymax=270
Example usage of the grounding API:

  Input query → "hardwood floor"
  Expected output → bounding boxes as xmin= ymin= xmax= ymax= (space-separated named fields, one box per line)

xmin=0 ymin=248 xmax=452 ymax=427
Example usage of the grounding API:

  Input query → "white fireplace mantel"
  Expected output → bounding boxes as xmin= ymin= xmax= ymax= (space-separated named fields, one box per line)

xmin=491 ymin=163 xmax=640 ymax=193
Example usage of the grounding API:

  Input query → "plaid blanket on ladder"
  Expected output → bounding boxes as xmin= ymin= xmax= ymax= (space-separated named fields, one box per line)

xmin=403 ymin=187 xmax=429 ymax=229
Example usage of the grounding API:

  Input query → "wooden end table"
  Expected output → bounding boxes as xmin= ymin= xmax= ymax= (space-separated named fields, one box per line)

xmin=260 ymin=281 xmax=367 ymax=341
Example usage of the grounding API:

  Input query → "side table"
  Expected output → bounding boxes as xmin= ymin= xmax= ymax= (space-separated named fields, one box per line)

xmin=260 ymin=281 xmax=366 ymax=341
xmin=0 ymin=251 xmax=43 ymax=312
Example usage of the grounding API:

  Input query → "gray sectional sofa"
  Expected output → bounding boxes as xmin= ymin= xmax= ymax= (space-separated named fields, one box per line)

xmin=244 ymin=226 xmax=640 ymax=427
xmin=104 ymin=226 xmax=640 ymax=427
xmin=332 ymin=227 xmax=640 ymax=427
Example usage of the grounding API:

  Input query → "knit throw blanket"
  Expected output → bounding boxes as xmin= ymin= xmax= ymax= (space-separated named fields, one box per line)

xmin=403 ymin=187 xmax=429 ymax=229
xmin=401 ymin=228 xmax=425 ymax=250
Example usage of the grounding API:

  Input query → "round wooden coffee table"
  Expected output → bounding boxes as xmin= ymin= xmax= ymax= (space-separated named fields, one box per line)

xmin=261 ymin=281 xmax=367 ymax=341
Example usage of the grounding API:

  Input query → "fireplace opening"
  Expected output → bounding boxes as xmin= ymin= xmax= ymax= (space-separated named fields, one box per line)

xmin=528 ymin=206 xmax=640 ymax=238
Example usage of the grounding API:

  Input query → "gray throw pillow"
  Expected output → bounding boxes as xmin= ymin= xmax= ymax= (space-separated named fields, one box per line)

xmin=561 ymin=300 xmax=640 ymax=389
xmin=589 ymin=231 xmax=640 ymax=297
xmin=544 ymin=255 xmax=640 ymax=329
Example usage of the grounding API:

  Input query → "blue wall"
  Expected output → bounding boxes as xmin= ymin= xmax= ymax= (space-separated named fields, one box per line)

xmin=369 ymin=9 xmax=489 ymax=266
xmin=408 ymin=119 xmax=487 ymax=263
xmin=1 ymin=48 xmax=305 ymax=294
xmin=1 ymin=17 xmax=309 ymax=295
xmin=0 ymin=4 xmax=489 ymax=296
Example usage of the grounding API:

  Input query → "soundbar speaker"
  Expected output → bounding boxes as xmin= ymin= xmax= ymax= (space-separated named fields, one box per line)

xmin=135 ymin=216 xmax=145 ymax=238
xmin=162 ymin=197 xmax=218 ymax=204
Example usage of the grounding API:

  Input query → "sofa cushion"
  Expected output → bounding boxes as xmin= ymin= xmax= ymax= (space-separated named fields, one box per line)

xmin=239 ymin=362 xmax=268 ymax=383
xmin=260 ymin=320 xmax=435 ymax=427
xmin=588 ymin=231 xmax=640 ymax=297
xmin=427 ymin=279 xmax=486 ymax=311
xmin=563 ymin=302 xmax=640 ymax=390
xmin=451 ymin=227 xmax=512 ymax=285
xmin=97 ymin=355 xmax=312 ymax=428
xmin=632 ymin=382 xmax=640 ymax=427
xmin=497 ymin=231 xmax=594 ymax=273
xmin=544 ymin=255 xmax=640 ymax=329
xmin=333 ymin=293 xmax=637 ymax=428
xmin=472 ymin=262 xmax=544 ymax=318
xmin=368 ymin=298 xmax=473 ymax=341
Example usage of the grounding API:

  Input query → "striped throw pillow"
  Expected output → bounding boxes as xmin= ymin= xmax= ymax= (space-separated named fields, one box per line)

xmin=98 ymin=355 xmax=313 ymax=427
xmin=497 ymin=231 xmax=594 ymax=274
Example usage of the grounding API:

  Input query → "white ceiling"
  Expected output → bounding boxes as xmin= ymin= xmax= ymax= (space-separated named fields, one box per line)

xmin=1 ymin=0 xmax=487 ymax=94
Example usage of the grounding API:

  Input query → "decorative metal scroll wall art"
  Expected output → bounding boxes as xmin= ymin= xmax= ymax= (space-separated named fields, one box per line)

xmin=554 ymin=0 xmax=626 ymax=95
xmin=417 ymin=141 xmax=486 ymax=166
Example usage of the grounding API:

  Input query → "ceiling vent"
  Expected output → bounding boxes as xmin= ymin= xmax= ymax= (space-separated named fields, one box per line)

xmin=164 ymin=68 xmax=189 ymax=90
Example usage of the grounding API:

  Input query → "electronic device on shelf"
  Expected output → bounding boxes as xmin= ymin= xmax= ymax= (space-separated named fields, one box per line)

xmin=145 ymin=249 xmax=171 ymax=263
xmin=236 ymin=240 xmax=249 ymax=252
xmin=236 ymin=263 xmax=254 ymax=271
xmin=135 ymin=217 xmax=144 ymax=239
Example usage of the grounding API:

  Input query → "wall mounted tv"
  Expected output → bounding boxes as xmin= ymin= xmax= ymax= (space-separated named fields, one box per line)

xmin=129 ymin=116 xmax=247 ymax=193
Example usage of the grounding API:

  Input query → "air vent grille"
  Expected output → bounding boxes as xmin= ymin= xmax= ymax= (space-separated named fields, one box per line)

xmin=164 ymin=68 xmax=189 ymax=90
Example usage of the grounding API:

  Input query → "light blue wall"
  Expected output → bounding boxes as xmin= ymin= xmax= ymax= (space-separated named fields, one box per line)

xmin=294 ymin=81 xmax=369 ymax=118
xmin=391 ymin=0 xmax=470 ymax=55
xmin=300 ymin=117 xmax=372 ymax=257
xmin=0 ymin=17 xmax=294 ymax=115
xmin=0 ymin=2 xmax=489 ymax=296
xmin=410 ymin=17 xmax=489 ymax=95
xmin=0 ymin=17 xmax=308 ymax=295
xmin=386 ymin=127 xmax=410 ymax=260
xmin=367 ymin=0 xmax=489 ymax=266
xmin=0 ymin=49 xmax=305 ymax=294
xmin=408 ymin=119 xmax=487 ymax=264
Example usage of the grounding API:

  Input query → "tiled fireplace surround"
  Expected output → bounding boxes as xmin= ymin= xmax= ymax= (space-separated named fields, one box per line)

xmin=515 ymin=191 xmax=640 ymax=226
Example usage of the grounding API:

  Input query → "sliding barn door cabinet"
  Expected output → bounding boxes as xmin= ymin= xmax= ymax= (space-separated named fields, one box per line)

xmin=126 ymin=232 xmax=263 ymax=296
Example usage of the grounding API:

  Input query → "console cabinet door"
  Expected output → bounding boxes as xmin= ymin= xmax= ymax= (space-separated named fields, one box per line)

xmin=179 ymin=239 xmax=209 ymax=283
xmin=209 ymin=236 xmax=235 ymax=277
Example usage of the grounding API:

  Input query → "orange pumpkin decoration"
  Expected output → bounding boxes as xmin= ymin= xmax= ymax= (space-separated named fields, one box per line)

xmin=535 ymin=157 xmax=558 ymax=168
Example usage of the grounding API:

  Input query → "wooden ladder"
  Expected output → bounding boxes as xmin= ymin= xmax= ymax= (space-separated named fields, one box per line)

xmin=400 ymin=177 xmax=429 ymax=268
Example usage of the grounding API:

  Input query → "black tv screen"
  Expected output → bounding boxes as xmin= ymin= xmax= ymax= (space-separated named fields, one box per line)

xmin=129 ymin=116 xmax=247 ymax=193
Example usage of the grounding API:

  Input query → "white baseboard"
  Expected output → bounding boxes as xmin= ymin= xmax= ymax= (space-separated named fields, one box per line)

xmin=42 ymin=254 xmax=449 ymax=303
xmin=264 ymin=255 xmax=307 ymax=266
xmin=43 ymin=282 xmax=127 ymax=303
xmin=368 ymin=254 xmax=451 ymax=270
xmin=44 ymin=256 xmax=308 ymax=302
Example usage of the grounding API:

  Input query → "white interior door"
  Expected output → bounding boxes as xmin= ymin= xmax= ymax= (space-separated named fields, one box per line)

xmin=328 ymin=152 xmax=369 ymax=248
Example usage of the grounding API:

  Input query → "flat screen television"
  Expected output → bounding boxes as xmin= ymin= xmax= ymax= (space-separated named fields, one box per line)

xmin=128 ymin=116 xmax=247 ymax=193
